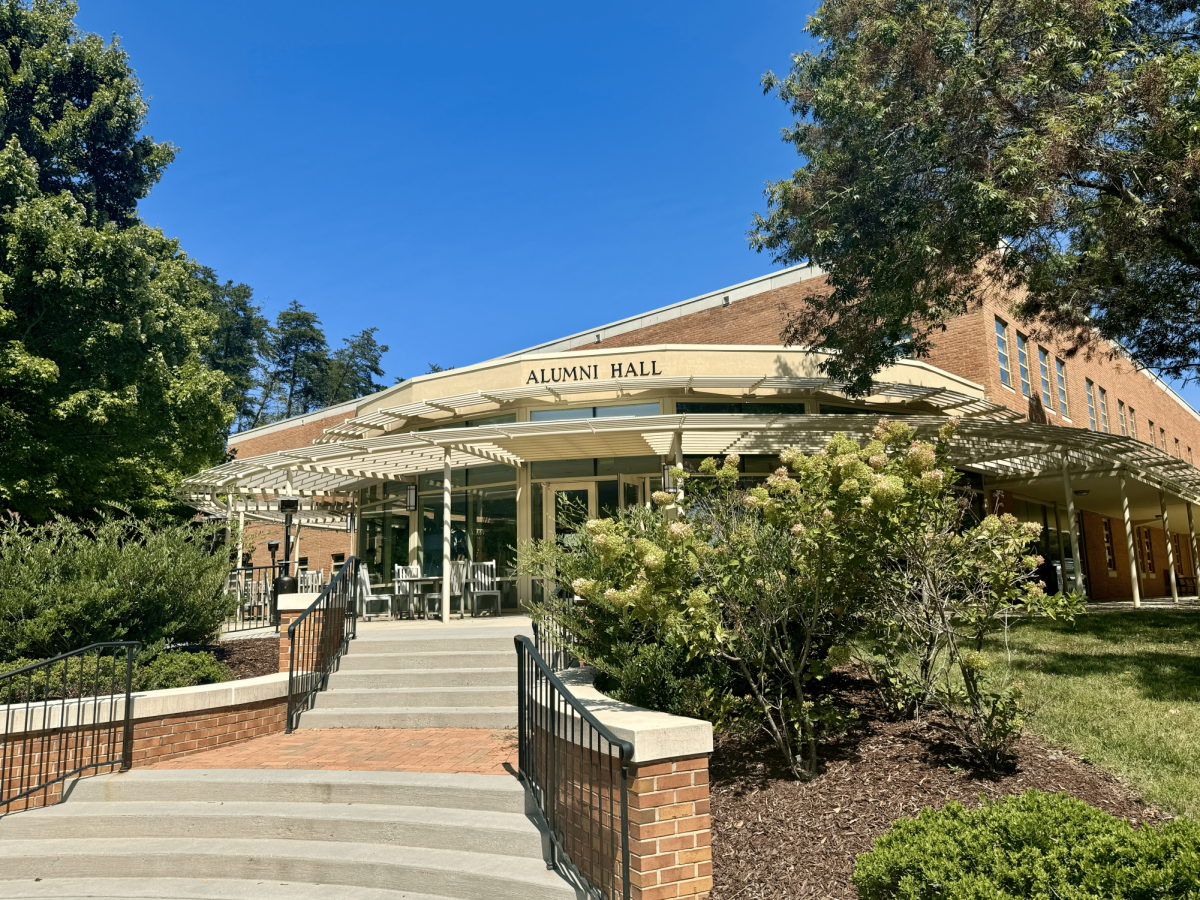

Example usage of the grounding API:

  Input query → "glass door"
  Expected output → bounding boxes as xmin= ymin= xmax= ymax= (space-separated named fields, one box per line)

xmin=545 ymin=482 xmax=595 ymax=545
xmin=620 ymin=475 xmax=643 ymax=510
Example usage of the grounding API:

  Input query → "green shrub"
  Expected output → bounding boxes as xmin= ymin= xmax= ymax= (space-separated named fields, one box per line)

xmin=853 ymin=789 xmax=1200 ymax=900
xmin=133 ymin=647 xmax=230 ymax=691
xmin=0 ymin=510 xmax=235 ymax=662
xmin=0 ymin=645 xmax=230 ymax=700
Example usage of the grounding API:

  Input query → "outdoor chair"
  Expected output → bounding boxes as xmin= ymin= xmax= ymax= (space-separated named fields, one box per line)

xmin=470 ymin=561 xmax=502 ymax=617
xmin=392 ymin=563 xmax=420 ymax=619
xmin=423 ymin=560 xmax=469 ymax=619
xmin=357 ymin=566 xmax=394 ymax=620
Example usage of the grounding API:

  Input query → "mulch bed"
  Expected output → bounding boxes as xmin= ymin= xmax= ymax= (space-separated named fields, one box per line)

xmin=207 ymin=637 xmax=280 ymax=681
xmin=710 ymin=668 xmax=1170 ymax=900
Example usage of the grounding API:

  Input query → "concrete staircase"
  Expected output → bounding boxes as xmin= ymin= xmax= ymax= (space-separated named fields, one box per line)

xmin=299 ymin=623 xmax=523 ymax=730
xmin=0 ymin=769 xmax=577 ymax=900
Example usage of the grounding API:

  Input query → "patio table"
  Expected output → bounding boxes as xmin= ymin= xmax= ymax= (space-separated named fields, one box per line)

xmin=393 ymin=574 xmax=445 ymax=620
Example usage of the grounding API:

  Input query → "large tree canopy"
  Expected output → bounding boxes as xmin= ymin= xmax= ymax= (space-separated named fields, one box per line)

xmin=751 ymin=0 xmax=1200 ymax=394
xmin=0 ymin=0 xmax=228 ymax=520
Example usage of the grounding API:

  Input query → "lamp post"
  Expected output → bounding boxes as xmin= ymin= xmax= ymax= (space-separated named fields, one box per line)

xmin=272 ymin=499 xmax=300 ymax=625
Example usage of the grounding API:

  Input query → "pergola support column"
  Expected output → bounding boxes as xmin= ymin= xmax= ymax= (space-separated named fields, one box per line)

xmin=1189 ymin=502 xmax=1199 ymax=598
xmin=1061 ymin=452 xmax=1084 ymax=596
xmin=1161 ymin=492 xmax=1179 ymax=603
xmin=1120 ymin=469 xmax=1141 ymax=608
xmin=442 ymin=447 xmax=451 ymax=624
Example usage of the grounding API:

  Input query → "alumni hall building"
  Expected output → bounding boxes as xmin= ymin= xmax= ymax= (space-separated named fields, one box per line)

xmin=186 ymin=265 xmax=1200 ymax=608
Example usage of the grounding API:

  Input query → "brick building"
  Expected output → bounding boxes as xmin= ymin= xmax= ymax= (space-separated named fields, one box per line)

xmin=191 ymin=265 xmax=1200 ymax=605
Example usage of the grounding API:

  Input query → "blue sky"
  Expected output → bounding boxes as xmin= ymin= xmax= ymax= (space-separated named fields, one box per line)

xmin=73 ymin=1 xmax=1200 ymax=411
xmin=74 ymin=0 xmax=811 ymax=381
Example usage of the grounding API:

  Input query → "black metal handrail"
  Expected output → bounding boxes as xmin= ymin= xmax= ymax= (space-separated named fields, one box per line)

xmin=1 ymin=641 xmax=140 ymax=811
xmin=286 ymin=557 xmax=361 ymax=732
xmin=224 ymin=563 xmax=284 ymax=632
xmin=515 ymin=634 xmax=632 ymax=900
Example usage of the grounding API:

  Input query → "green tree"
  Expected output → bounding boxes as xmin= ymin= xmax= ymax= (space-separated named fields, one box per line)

xmin=318 ymin=327 xmax=388 ymax=407
xmin=0 ymin=1 xmax=232 ymax=519
xmin=751 ymin=0 xmax=1200 ymax=393
xmin=250 ymin=300 xmax=328 ymax=426
xmin=201 ymin=268 xmax=269 ymax=433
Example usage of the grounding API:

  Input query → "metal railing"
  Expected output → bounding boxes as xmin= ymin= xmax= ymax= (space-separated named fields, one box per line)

xmin=286 ymin=557 xmax=361 ymax=732
xmin=224 ymin=564 xmax=283 ymax=632
xmin=1 ymin=642 xmax=140 ymax=811
xmin=515 ymin=634 xmax=631 ymax=900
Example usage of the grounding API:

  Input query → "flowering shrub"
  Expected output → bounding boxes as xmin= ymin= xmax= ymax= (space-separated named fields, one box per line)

xmin=522 ymin=418 xmax=1076 ymax=777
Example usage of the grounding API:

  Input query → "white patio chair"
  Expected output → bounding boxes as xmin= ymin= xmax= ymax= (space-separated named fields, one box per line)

xmin=423 ymin=560 xmax=469 ymax=619
xmin=358 ymin=564 xmax=392 ymax=619
xmin=393 ymin=563 xmax=420 ymax=619
xmin=470 ymin=562 xmax=502 ymax=617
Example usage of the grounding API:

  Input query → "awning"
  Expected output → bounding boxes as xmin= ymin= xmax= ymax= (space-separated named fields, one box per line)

xmin=182 ymin=413 xmax=1200 ymax=508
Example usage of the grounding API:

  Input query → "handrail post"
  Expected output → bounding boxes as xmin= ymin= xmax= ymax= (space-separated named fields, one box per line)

xmin=119 ymin=644 xmax=137 ymax=771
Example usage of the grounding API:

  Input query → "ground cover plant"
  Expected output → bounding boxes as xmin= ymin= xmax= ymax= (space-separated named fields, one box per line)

xmin=853 ymin=790 xmax=1200 ymax=900
xmin=984 ymin=609 xmax=1200 ymax=817
xmin=0 ymin=510 xmax=234 ymax=662
xmin=708 ymin=667 xmax=1176 ymax=900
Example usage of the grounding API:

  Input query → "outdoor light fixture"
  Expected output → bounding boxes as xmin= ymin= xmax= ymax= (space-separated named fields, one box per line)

xmin=279 ymin=497 xmax=300 ymax=513
xmin=1074 ymin=489 xmax=1090 ymax=497
xmin=267 ymin=540 xmax=280 ymax=553
xmin=344 ymin=512 xmax=356 ymax=534
xmin=662 ymin=464 xmax=677 ymax=492
xmin=406 ymin=483 xmax=418 ymax=512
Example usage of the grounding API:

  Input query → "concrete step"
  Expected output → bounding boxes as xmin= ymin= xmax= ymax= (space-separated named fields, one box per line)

xmin=0 ymin=839 xmax=577 ymax=900
xmin=314 ymin=687 xmax=516 ymax=709
xmin=327 ymin=668 xmax=516 ymax=689
xmin=0 ymin=801 xmax=543 ymax=859
xmin=296 ymin=707 xmax=517 ymax=730
xmin=349 ymin=635 xmax=520 ymax=654
xmin=0 ymin=877 xmax=453 ymax=900
xmin=339 ymin=651 xmax=515 ymax=671
xmin=64 ymin=770 xmax=527 ymax=814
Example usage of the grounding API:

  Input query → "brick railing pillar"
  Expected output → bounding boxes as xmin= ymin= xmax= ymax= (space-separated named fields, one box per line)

xmin=277 ymin=611 xmax=300 ymax=672
xmin=628 ymin=753 xmax=712 ymax=900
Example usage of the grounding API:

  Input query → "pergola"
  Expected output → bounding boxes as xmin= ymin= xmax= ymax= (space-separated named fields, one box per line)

xmin=185 ymin=395 xmax=1200 ymax=616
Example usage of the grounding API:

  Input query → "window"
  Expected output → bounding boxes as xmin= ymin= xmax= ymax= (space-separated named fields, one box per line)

xmin=1099 ymin=387 xmax=1110 ymax=433
xmin=1139 ymin=527 xmax=1156 ymax=574
xmin=1086 ymin=380 xmax=1097 ymax=431
xmin=1102 ymin=519 xmax=1117 ymax=571
xmin=1148 ymin=420 xmax=1155 ymax=444
xmin=1176 ymin=438 xmax=1182 ymax=459
xmin=1129 ymin=410 xmax=1138 ymax=440
xmin=1190 ymin=447 xmax=1194 ymax=466
xmin=995 ymin=318 xmax=1012 ymax=387
xmin=677 ymin=401 xmax=806 ymax=415
xmin=1038 ymin=348 xmax=1053 ymax=409
xmin=529 ymin=402 xmax=661 ymax=422
xmin=1118 ymin=400 xmax=1128 ymax=436
xmin=1161 ymin=427 xmax=1167 ymax=450
xmin=1174 ymin=534 xmax=1184 ymax=576
xmin=1055 ymin=359 xmax=1070 ymax=417
xmin=1016 ymin=333 xmax=1031 ymax=397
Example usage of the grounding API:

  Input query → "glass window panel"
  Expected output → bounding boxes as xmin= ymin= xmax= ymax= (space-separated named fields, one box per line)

xmin=531 ymin=458 xmax=595 ymax=479
xmin=597 ymin=480 xmax=619 ymax=518
xmin=594 ymin=402 xmax=661 ymax=418
xmin=469 ymin=413 xmax=518 ymax=427
xmin=676 ymin=401 xmax=743 ymax=414
xmin=419 ymin=468 xmax=467 ymax=491
xmin=1055 ymin=359 xmax=1069 ymax=417
xmin=531 ymin=481 xmax=544 ymax=541
xmin=465 ymin=464 xmax=517 ymax=486
xmin=1016 ymin=334 xmax=1030 ymax=397
xmin=1086 ymin=380 xmax=1097 ymax=430
xmin=1038 ymin=348 xmax=1053 ymax=408
xmin=596 ymin=455 xmax=660 ymax=476
xmin=743 ymin=455 xmax=782 ymax=474
xmin=465 ymin=485 xmax=517 ymax=575
xmin=529 ymin=407 xmax=594 ymax=422
xmin=745 ymin=402 xmax=806 ymax=415
xmin=623 ymin=481 xmax=641 ymax=509
xmin=995 ymin=318 xmax=1011 ymax=386
xmin=359 ymin=503 xmax=410 ymax=586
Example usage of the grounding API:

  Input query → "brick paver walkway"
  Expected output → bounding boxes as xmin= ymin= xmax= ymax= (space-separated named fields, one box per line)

xmin=146 ymin=728 xmax=518 ymax=775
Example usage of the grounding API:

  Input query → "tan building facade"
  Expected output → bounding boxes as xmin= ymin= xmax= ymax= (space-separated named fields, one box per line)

xmin=195 ymin=265 xmax=1200 ymax=605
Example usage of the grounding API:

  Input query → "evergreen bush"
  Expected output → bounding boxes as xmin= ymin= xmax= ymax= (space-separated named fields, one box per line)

xmin=853 ymin=789 xmax=1200 ymax=900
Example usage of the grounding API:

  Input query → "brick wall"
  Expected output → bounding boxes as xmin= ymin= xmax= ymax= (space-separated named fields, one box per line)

xmin=228 ymin=410 xmax=353 ymax=459
xmin=628 ymin=755 xmax=712 ymax=900
xmin=241 ymin=521 xmax=352 ymax=573
xmin=2 ymin=695 xmax=288 ymax=813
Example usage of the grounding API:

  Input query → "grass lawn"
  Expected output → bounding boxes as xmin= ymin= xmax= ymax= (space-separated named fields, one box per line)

xmin=986 ymin=609 xmax=1200 ymax=817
